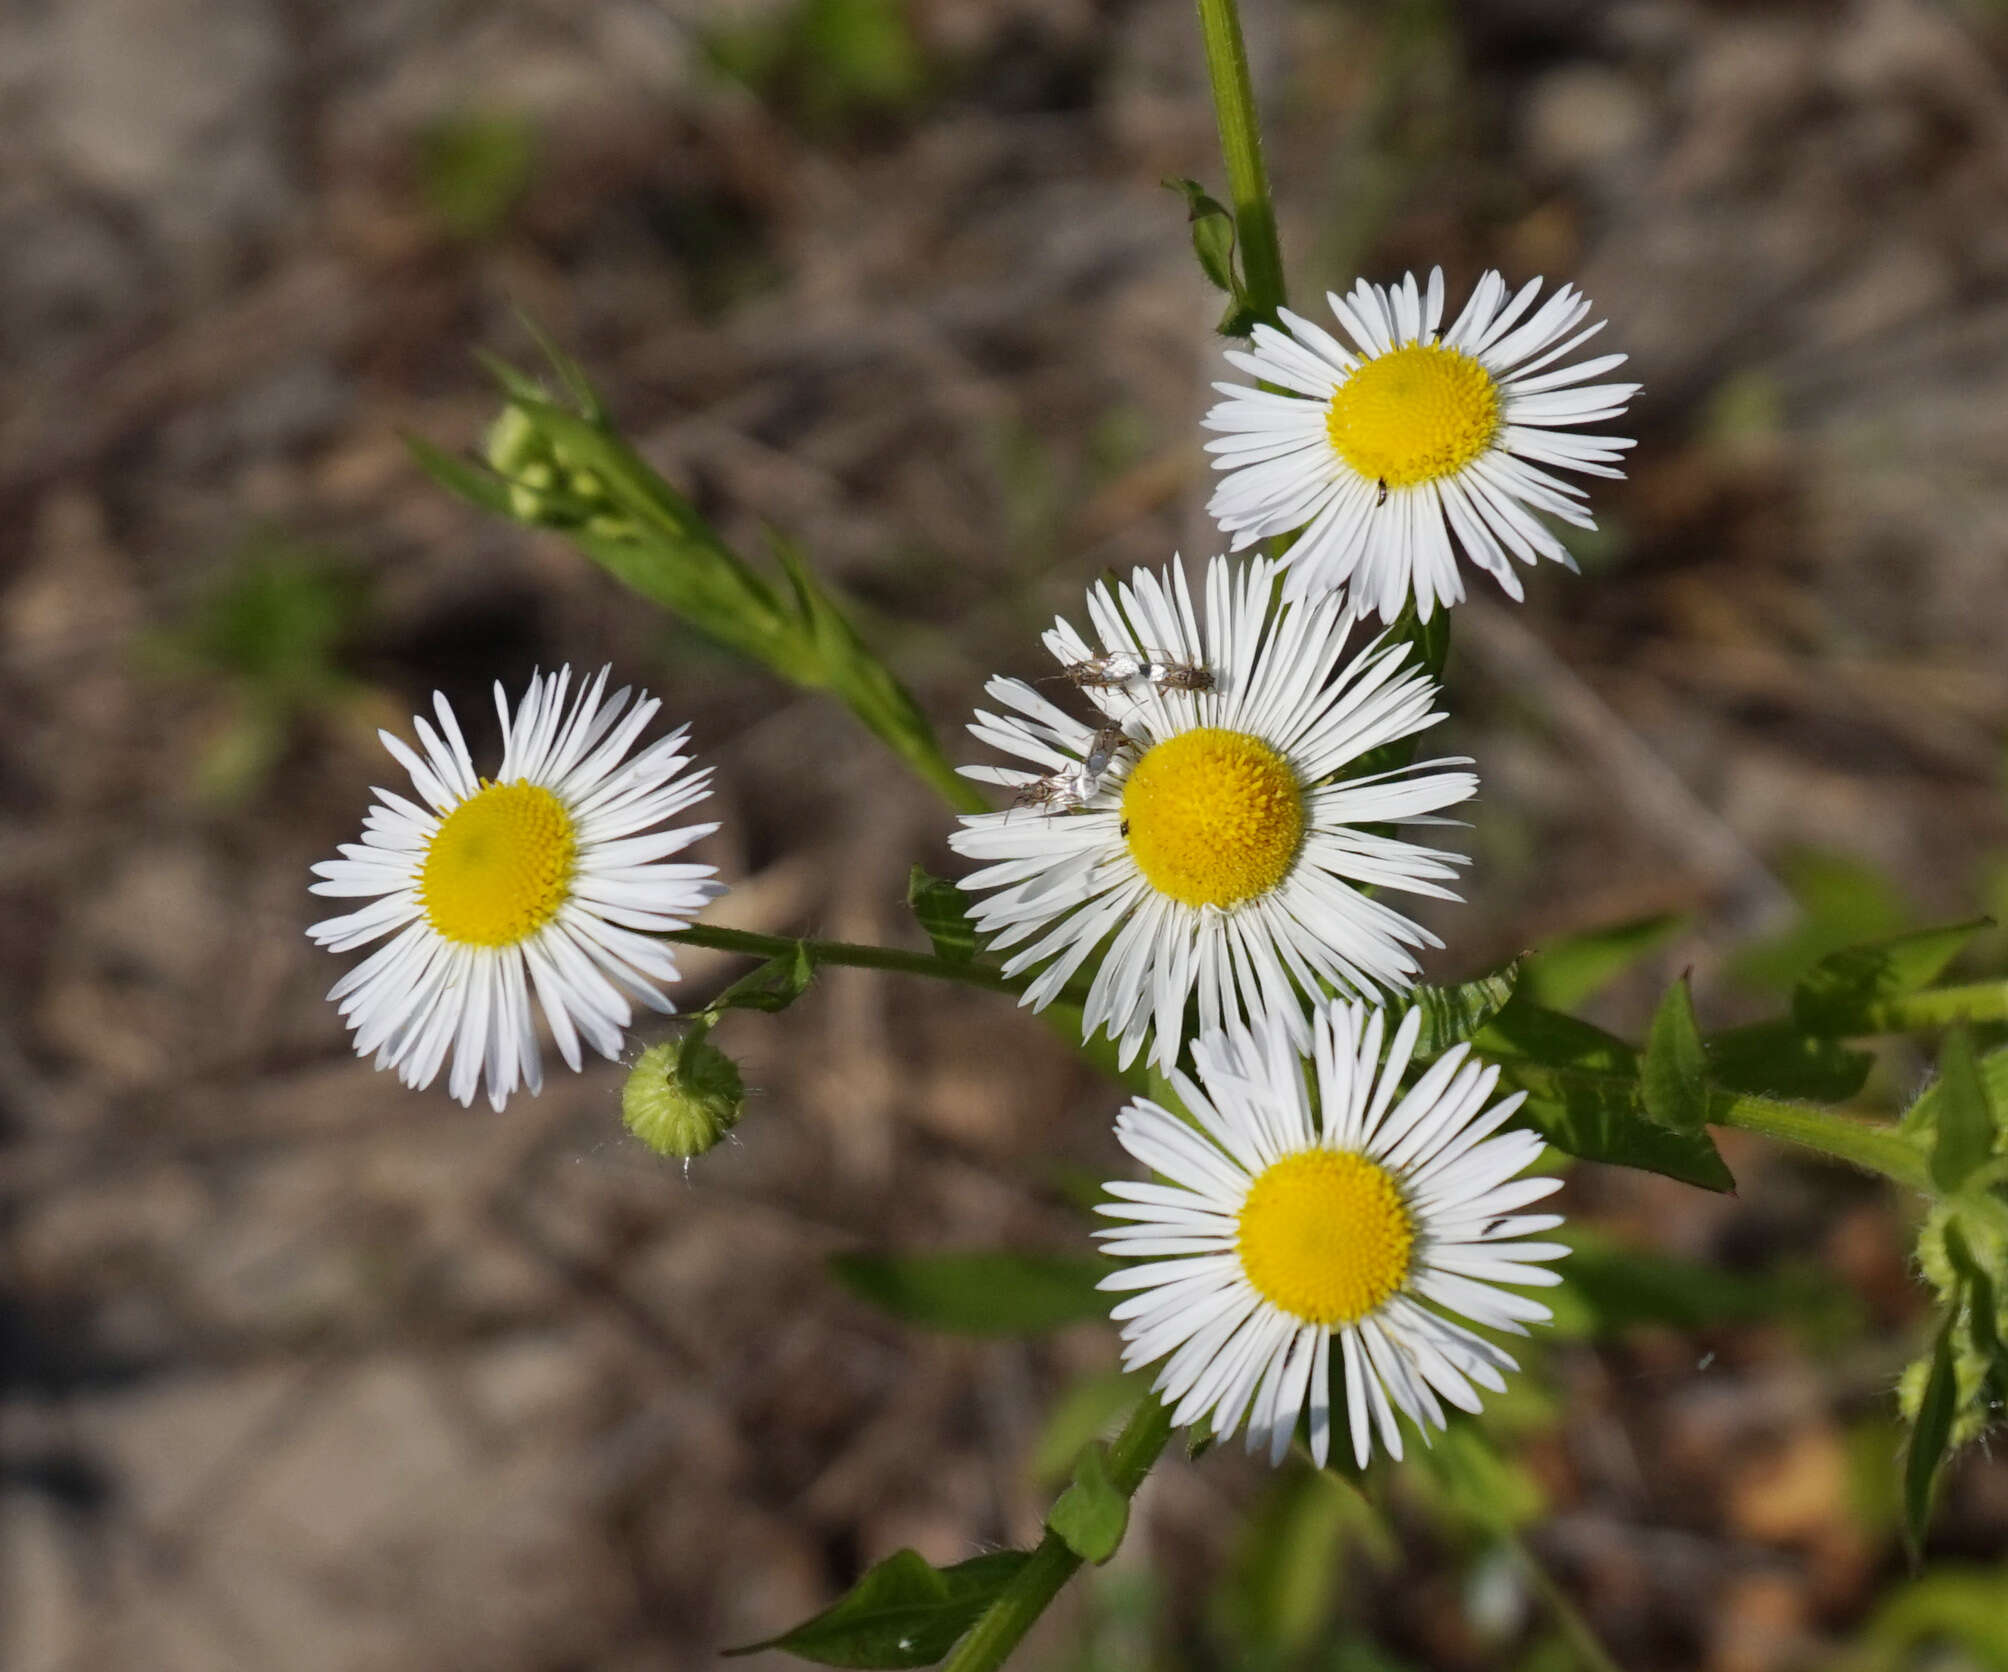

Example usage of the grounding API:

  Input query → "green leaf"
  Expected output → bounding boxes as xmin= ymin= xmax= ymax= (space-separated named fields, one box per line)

xmin=709 ymin=942 xmax=816 ymax=1015
xmin=1942 ymin=1221 xmax=2005 ymax=1387
xmin=1905 ymin=1308 xmax=1961 ymax=1555
xmin=1525 ymin=913 xmax=1684 ymax=1010
xmin=513 ymin=306 xmax=606 ymax=421
xmin=726 ymin=1547 xmax=1029 ymax=1666
xmin=1793 ymin=918 xmax=1992 ymax=1034
xmin=1641 ymin=975 xmax=1709 ymax=1135
xmin=403 ymin=433 xmax=518 ymax=518
xmin=1512 ymin=1072 xmax=1735 ymax=1191
xmin=471 ymin=349 xmax=552 ymax=409
xmin=1476 ymin=995 xmax=1733 ymax=1191
xmin=1473 ymin=996 xmax=1636 ymax=1076
xmin=908 ymin=866 xmax=979 ymax=966
xmin=1932 ymin=1028 xmax=1996 ymax=1194
xmin=1216 ymin=300 xmax=1258 ymax=338
xmin=1047 ymin=1442 xmax=1129 ymax=1564
xmin=1705 ymin=1019 xmax=1873 ymax=1102
xmin=1163 ymin=177 xmax=1241 ymax=297
xmin=829 ymin=1250 xmax=1113 ymax=1336
xmin=1403 ymin=961 xmax=1522 ymax=1059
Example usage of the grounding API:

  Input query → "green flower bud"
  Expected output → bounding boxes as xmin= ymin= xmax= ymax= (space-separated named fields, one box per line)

xmin=485 ymin=402 xmax=549 ymax=478
xmin=1897 ymin=1343 xmax=1995 ymax=1449
xmin=622 ymin=1035 xmax=745 ymax=1159
xmin=1902 ymin=1206 xmax=2008 ymax=1448
xmin=508 ymin=481 xmax=552 ymax=523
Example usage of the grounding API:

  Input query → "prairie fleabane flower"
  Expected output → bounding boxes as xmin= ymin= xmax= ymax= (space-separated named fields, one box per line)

xmin=309 ymin=667 xmax=722 ymax=1109
xmin=1204 ymin=268 xmax=1638 ymax=622
xmin=948 ymin=556 xmax=1476 ymax=1073
xmin=1097 ymin=1001 xmax=1567 ymax=1468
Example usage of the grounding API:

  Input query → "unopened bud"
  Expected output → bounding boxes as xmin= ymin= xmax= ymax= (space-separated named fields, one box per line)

xmin=484 ymin=402 xmax=549 ymax=478
xmin=622 ymin=1034 xmax=745 ymax=1159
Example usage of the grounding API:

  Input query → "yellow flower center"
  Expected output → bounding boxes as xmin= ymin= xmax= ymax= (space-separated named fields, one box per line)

xmin=1121 ymin=728 xmax=1304 ymax=909
xmin=420 ymin=780 xmax=576 ymax=947
xmin=1325 ymin=343 xmax=1500 ymax=489
xmin=1237 ymin=1150 xmax=1414 ymax=1326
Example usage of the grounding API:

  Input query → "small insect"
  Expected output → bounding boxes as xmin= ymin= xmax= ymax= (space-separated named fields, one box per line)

xmin=1375 ymin=477 xmax=1389 ymax=508
xmin=1119 ymin=818 xmax=1130 ymax=838
xmin=1144 ymin=658 xmax=1214 ymax=693
xmin=1010 ymin=762 xmax=1095 ymax=816
xmin=1048 ymin=651 xmax=1150 ymax=690
xmin=1082 ymin=720 xmax=1134 ymax=780
xmin=1051 ymin=650 xmax=1215 ymax=696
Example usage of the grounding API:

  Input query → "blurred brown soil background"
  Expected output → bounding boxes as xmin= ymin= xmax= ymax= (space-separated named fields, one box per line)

xmin=4 ymin=1 xmax=2008 ymax=1667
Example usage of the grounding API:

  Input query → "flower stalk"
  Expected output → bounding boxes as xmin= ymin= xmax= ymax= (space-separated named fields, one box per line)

xmin=1194 ymin=0 xmax=1288 ymax=323
xmin=666 ymin=924 xmax=1023 ymax=997
xmin=939 ymin=1395 xmax=1174 ymax=1672
xmin=1711 ymin=1091 xmax=1930 ymax=1192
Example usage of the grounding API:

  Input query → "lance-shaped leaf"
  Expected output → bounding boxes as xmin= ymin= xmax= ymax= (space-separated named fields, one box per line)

xmin=1474 ymin=995 xmax=1734 ymax=1191
xmin=1930 ymin=1028 xmax=1995 ymax=1194
xmin=1163 ymin=176 xmax=1240 ymax=296
xmin=830 ymin=1251 xmax=1114 ymax=1336
xmin=1047 ymin=1441 xmax=1129 ymax=1564
xmin=1402 ymin=961 xmax=1523 ymax=1059
xmin=1905 ymin=1306 xmax=1961 ymax=1556
xmin=1943 ymin=1221 xmax=2008 ymax=1401
xmin=1641 ymin=975 xmax=1709 ymax=1136
xmin=1509 ymin=1069 xmax=1735 ymax=1192
xmin=405 ymin=433 xmax=520 ymax=519
xmin=726 ymin=1548 xmax=1029 ymax=1667
xmin=908 ymin=866 xmax=980 ymax=966
xmin=1474 ymin=997 xmax=1636 ymax=1076
xmin=709 ymin=942 xmax=817 ymax=1016
xmin=1794 ymin=918 xmax=1992 ymax=1034
xmin=1162 ymin=176 xmax=1256 ymax=333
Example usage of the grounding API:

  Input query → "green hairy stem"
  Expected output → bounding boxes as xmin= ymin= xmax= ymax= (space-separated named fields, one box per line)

xmin=666 ymin=924 xmax=1021 ymax=996
xmin=939 ymin=1397 xmax=1175 ymax=1672
xmin=936 ymin=7 xmax=1293 ymax=1666
xmin=1195 ymin=0 xmax=1288 ymax=322
xmin=1711 ymin=1092 xmax=1930 ymax=1192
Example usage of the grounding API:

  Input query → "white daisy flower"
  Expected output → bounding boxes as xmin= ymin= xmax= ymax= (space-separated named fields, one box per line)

xmin=948 ymin=555 xmax=1476 ymax=1074
xmin=1097 ymin=999 xmax=1567 ymax=1469
xmin=308 ymin=666 xmax=723 ymax=1110
xmin=1204 ymin=267 xmax=1638 ymax=622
